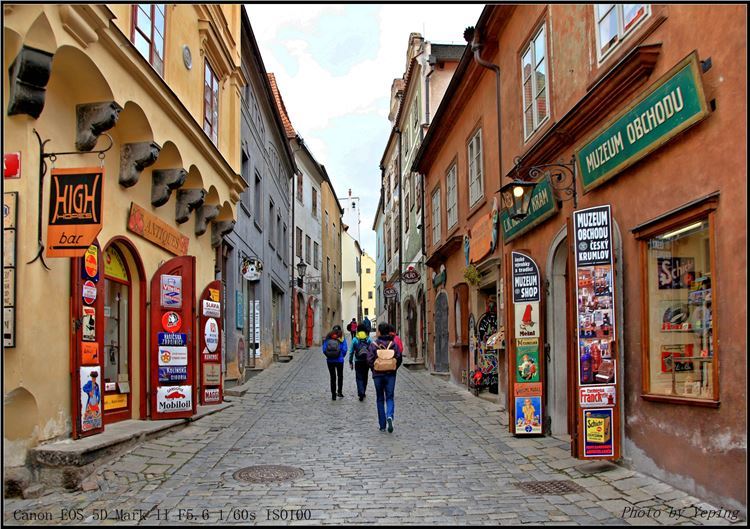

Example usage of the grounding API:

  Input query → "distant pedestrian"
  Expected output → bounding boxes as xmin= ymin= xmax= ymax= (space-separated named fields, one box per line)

xmin=362 ymin=317 xmax=372 ymax=336
xmin=348 ymin=318 xmax=358 ymax=339
xmin=368 ymin=322 xmax=403 ymax=432
xmin=388 ymin=323 xmax=404 ymax=354
xmin=348 ymin=323 xmax=372 ymax=401
xmin=322 ymin=325 xmax=348 ymax=400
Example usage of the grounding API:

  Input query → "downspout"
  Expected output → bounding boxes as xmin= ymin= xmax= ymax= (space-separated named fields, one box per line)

xmin=395 ymin=127 xmax=403 ymax=333
xmin=467 ymin=27 xmax=503 ymax=177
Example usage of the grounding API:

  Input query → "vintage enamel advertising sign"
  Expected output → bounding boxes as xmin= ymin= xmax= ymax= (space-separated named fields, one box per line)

xmin=160 ymin=274 xmax=182 ymax=309
xmin=156 ymin=385 xmax=193 ymax=413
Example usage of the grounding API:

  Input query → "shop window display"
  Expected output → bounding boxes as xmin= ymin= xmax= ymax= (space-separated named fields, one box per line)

xmin=644 ymin=219 xmax=714 ymax=400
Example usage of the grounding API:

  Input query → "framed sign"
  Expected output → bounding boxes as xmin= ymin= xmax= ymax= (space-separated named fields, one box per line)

xmin=199 ymin=280 xmax=223 ymax=405
xmin=46 ymin=167 xmax=103 ymax=258
xmin=3 ymin=192 xmax=17 ymax=347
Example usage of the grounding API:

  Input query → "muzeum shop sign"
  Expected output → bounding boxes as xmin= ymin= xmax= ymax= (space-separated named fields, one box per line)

xmin=576 ymin=52 xmax=709 ymax=192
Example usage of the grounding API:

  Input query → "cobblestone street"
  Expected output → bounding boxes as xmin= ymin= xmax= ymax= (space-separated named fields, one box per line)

xmin=4 ymin=350 xmax=744 ymax=526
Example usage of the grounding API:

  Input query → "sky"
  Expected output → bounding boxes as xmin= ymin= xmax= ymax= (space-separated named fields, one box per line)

xmin=245 ymin=3 xmax=486 ymax=256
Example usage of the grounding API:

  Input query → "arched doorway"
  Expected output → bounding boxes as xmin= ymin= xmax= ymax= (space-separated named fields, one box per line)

xmin=306 ymin=298 xmax=315 ymax=348
xmin=102 ymin=239 xmax=145 ymax=423
xmin=435 ymin=292 xmax=449 ymax=372
xmin=546 ymin=232 xmax=570 ymax=436
xmin=405 ymin=297 xmax=417 ymax=359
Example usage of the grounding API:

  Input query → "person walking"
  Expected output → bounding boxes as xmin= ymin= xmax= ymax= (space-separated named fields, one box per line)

xmin=367 ymin=322 xmax=402 ymax=432
xmin=388 ymin=323 xmax=404 ymax=355
xmin=322 ymin=325 xmax=348 ymax=400
xmin=347 ymin=318 xmax=358 ymax=340
xmin=348 ymin=323 xmax=372 ymax=401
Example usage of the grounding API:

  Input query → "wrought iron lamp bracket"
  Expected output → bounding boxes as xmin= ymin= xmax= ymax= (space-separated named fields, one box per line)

xmin=28 ymin=128 xmax=114 ymax=270
xmin=514 ymin=155 xmax=578 ymax=210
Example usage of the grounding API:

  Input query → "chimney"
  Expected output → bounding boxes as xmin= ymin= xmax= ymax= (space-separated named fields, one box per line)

xmin=349 ymin=188 xmax=352 ymax=197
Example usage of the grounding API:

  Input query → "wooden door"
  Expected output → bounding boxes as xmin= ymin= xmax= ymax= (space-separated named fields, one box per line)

xmin=435 ymin=292 xmax=449 ymax=372
xmin=150 ymin=256 xmax=196 ymax=420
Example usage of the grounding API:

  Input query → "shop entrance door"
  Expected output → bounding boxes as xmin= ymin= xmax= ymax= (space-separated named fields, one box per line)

xmin=102 ymin=245 xmax=132 ymax=424
xmin=306 ymin=300 xmax=314 ymax=348
xmin=272 ymin=287 xmax=281 ymax=359
xmin=435 ymin=292 xmax=449 ymax=372
xmin=547 ymin=236 xmax=571 ymax=436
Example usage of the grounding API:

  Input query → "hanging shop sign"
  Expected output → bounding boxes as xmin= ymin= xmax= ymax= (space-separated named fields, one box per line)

xmin=160 ymin=275 xmax=182 ymax=309
xmin=576 ymin=52 xmax=709 ymax=193
xmin=384 ymin=284 xmax=398 ymax=299
xmin=502 ymin=175 xmax=558 ymax=244
xmin=83 ymin=245 xmax=99 ymax=281
xmin=127 ymin=202 xmax=189 ymax=256
xmin=203 ymin=300 xmax=221 ymax=318
xmin=3 ymin=192 xmax=17 ymax=348
xmin=199 ymin=280 xmax=223 ymax=405
xmin=4 ymin=152 xmax=21 ymax=179
xmin=402 ymin=267 xmax=421 ymax=284
xmin=241 ymin=257 xmax=262 ymax=281
xmin=156 ymin=385 xmax=193 ymax=413
xmin=468 ymin=211 xmax=495 ymax=264
xmin=573 ymin=205 xmax=619 ymax=459
xmin=162 ymin=311 xmax=182 ymax=333
xmin=509 ymin=251 xmax=544 ymax=437
xmin=46 ymin=167 xmax=103 ymax=258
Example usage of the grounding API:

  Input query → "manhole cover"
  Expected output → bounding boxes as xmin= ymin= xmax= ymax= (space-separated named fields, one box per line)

xmin=516 ymin=480 xmax=585 ymax=495
xmin=233 ymin=465 xmax=304 ymax=484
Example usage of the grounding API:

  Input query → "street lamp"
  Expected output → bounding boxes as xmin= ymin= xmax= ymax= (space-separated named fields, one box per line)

xmin=296 ymin=256 xmax=307 ymax=288
xmin=499 ymin=178 xmax=536 ymax=221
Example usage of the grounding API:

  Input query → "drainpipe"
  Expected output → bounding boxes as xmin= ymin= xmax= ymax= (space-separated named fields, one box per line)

xmin=395 ymin=127 xmax=403 ymax=334
xmin=467 ymin=27 xmax=503 ymax=177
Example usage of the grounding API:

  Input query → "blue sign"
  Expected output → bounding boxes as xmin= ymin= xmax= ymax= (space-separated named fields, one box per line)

xmin=158 ymin=366 xmax=188 ymax=383
xmin=236 ymin=291 xmax=244 ymax=329
xmin=158 ymin=333 xmax=187 ymax=346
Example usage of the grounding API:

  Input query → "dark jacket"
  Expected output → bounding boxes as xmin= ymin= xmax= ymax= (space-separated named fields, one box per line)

xmin=366 ymin=335 xmax=402 ymax=376
xmin=322 ymin=333 xmax=348 ymax=363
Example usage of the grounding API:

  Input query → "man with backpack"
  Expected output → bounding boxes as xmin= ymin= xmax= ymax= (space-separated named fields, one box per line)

xmin=322 ymin=325 xmax=348 ymax=400
xmin=348 ymin=323 xmax=372 ymax=401
xmin=347 ymin=318 xmax=358 ymax=339
xmin=367 ymin=322 xmax=403 ymax=432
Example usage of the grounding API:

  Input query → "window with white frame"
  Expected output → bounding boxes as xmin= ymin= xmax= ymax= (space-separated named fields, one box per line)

xmin=522 ymin=24 xmax=549 ymax=139
xmin=446 ymin=163 xmax=458 ymax=229
xmin=596 ymin=4 xmax=650 ymax=61
xmin=468 ymin=129 xmax=484 ymax=207
xmin=431 ymin=187 xmax=441 ymax=246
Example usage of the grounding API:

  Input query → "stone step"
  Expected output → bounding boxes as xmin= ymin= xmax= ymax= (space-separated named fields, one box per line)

xmin=430 ymin=371 xmax=451 ymax=381
xmin=277 ymin=355 xmax=293 ymax=363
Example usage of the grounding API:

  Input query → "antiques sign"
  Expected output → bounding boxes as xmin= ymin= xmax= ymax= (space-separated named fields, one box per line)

xmin=128 ymin=202 xmax=189 ymax=256
xmin=576 ymin=52 xmax=709 ymax=192
xmin=46 ymin=167 xmax=103 ymax=258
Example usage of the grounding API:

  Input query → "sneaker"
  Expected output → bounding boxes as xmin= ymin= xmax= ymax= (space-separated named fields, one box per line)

xmin=379 ymin=427 xmax=386 ymax=432
xmin=332 ymin=394 xmax=336 ymax=401
xmin=387 ymin=417 xmax=393 ymax=433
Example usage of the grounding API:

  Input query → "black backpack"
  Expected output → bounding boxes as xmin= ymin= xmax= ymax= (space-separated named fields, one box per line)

xmin=324 ymin=338 xmax=341 ymax=359
xmin=354 ymin=339 xmax=370 ymax=362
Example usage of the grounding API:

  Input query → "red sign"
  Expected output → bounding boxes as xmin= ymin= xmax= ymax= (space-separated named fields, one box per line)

xmin=199 ymin=280 xmax=223 ymax=405
xmin=4 ymin=152 xmax=21 ymax=179
xmin=82 ymin=280 xmax=97 ymax=305
xmin=84 ymin=246 xmax=98 ymax=279
xmin=162 ymin=311 xmax=182 ymax=333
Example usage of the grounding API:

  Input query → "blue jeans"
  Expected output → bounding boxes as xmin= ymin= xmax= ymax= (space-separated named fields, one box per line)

xmin=373 ymin=374 xmax=396 ymax=429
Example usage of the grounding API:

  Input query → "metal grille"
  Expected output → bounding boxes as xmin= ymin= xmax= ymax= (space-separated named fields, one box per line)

xmin=516 ymin=480 xmax=585 ymax=495
xmin=233 ymin=465 xmax=304 ymax=484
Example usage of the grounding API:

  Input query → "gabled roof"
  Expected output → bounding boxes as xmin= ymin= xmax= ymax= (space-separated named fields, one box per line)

xmin=267 ymin=72 xmax=296 ymax=140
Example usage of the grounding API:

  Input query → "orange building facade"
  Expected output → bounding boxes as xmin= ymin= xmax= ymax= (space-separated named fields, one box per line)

xmin=415 ymin=4 xmax=746 ymax=513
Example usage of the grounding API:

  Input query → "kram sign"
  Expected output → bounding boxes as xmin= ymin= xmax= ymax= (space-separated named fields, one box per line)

xmin=156 ymin=385 xmax=192 ymax=413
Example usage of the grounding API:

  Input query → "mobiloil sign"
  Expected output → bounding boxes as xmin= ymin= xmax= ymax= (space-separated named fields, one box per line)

xmin=576 ymin=52 xmax=709 ymax=192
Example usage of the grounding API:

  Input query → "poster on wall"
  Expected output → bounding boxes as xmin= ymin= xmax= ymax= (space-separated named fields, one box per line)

xmin=583 ymin=408 xmax=615 ymax=457
xmin=573 ymin=206 xmax=617 ymax=387
xmin=515 ymin=396 xmax=542 ymax=435
xmin=156 ymin=385 xmax=192 ymax=414
xmin=79 ymin=367 xmax=102 ymax=432
xmin=82 ymin=307 xmax=96 ymax=342
xmin=516 ymin=338 xmax=540 ymax=383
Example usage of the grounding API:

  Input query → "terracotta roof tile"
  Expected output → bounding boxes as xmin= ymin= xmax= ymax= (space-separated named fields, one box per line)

xmin=267 ymin=72 xmax=296 ymax=139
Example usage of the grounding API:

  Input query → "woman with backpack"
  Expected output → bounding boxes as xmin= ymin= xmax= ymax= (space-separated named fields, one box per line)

xmin=322 ymin=325 xmax=348 ymax=400
xmin=348 ymin=323 xmax=371 ymax=401
xmin=367 ymin=322 xmax=403 ymax=432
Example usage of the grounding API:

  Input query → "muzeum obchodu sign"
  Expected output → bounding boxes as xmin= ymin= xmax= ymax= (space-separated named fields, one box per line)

xmin=575 ymin=51 xmax=709 ymax=193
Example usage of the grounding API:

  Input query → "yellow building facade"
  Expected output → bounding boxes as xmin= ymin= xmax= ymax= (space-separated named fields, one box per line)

xmin=320 ymin=177 xmax=344 ymax=334
xmin=3 ymin=4 xmax=244 ymax=469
